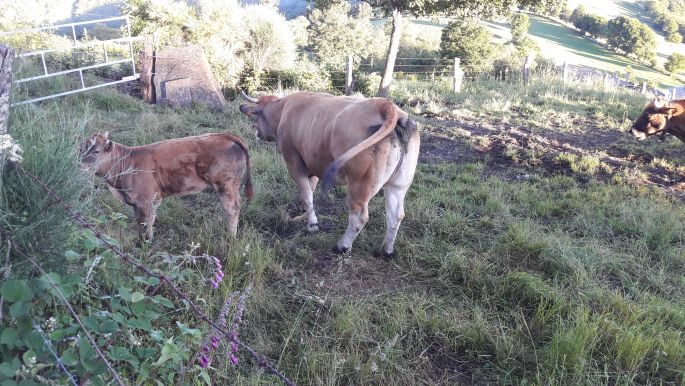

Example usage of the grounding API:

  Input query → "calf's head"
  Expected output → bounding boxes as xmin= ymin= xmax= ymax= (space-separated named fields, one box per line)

xmin=79 ymin=131 xmax=114 ymax=176
xmin=238 ymin=92 xmax=280 ymax=142
xmin=630 ymin=97 xmax=677 ymax=140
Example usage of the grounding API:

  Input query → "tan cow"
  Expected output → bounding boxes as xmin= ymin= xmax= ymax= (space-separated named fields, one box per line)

xmin=630 ymin=97 xmax=685 ymax=143
xmin=239 ymin=91 xmax=420 ymax=257
xmin=79 ymin=131 xmax=253 ymax=241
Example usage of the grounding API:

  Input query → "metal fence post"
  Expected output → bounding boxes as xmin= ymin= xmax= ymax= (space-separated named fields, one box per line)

xmin=522 ymin=54 xmax=533 ymax=84
xmin=453 ymin=57 xmax=463 ymax=92
xmin=345 ymin=54 xmax=353 ymax=95
xmin=0 ymin=45 xmax=14 ymax=136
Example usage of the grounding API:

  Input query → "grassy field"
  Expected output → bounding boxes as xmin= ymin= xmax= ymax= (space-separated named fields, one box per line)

xmin=5 ymin=75 xmax=685 ymax=384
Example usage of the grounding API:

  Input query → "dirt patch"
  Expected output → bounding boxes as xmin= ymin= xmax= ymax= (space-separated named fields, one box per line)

xmin=417 ymin=112 xmax=685 ymax=201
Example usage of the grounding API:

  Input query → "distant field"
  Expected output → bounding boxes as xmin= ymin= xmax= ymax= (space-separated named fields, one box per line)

xmin=526 ymin=15 xmax=680 ymax=88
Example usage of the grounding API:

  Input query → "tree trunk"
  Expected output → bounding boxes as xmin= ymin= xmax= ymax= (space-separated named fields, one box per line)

xmin=378 ymin=9 xmax=403 ymax=98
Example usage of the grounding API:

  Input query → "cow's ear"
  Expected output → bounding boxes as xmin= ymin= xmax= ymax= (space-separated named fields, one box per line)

xmin=102 ymin=131 xmax=109 ymax=139
xmin=658 ymin=107 xmax=678 ymax=118
xmin=104 ymin=140 xmax=112 ymax=151
xmin=239 ymin=104 xmax=261 ymax=116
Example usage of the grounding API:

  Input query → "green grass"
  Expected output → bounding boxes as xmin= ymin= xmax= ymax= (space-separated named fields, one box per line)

xmin=6 ymin=77 xmax=685 ymax=385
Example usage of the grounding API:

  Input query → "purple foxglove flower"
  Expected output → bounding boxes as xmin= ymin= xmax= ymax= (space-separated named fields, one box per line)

xmin=202 ymin=345 xmax=210 ymax=353
xmin=230 ymin=342 xmax=238 ymax=353
xmin=211 ymin=280 xmax=219 ymax=289
xmin=230 ymin=354 xmax=238 ymax=365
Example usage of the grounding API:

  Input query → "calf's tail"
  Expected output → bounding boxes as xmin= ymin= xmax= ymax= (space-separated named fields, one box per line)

xmin=226 ymin=134 xmax=254 ymax=202
xmin=321 ymin=101 xmax=399 ymax=196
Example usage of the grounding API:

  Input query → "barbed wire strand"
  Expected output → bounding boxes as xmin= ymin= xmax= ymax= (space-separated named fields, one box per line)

xmin=14 ymin=163 xmax=296 ymax=386
xmin=9 ymin=243 xmax=127 ymax=386
xmin=32 ymin=319 xmax=80 ymax=386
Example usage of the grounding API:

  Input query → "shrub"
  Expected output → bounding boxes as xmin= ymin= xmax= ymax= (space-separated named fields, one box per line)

xmin=665 ymin=52 xmax=685 ymax=73
xmin=440 ymin=20 xmax=494 ymax=75
xmin=266 ymin=56 xmax=332 ymax=92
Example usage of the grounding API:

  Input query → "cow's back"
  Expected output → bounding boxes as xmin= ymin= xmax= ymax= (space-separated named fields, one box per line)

xmin=277 ymin=93 xmax=405 ymax=176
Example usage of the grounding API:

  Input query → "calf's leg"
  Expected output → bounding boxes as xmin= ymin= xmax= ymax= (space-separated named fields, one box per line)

xmin=376 ymin=183 xmax=408 ymax=258
xmin=219 ymin=191 xmax=241 ymax=239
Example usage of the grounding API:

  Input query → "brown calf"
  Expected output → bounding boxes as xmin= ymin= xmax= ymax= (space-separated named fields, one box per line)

xmin=80 ymin=132 xmax=253 ymax=241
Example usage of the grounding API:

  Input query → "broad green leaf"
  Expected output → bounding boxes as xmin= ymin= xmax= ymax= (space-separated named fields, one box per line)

xmin=152 ymin=296 xmax=174 ymax=308
xmin=9 ymin=302 xmax=29 ymax=319
xmin=61 ymin=350 xmax=78 ymax=367
xmin=100 ymin=320 xmax=118 ymax=334
xmin=200 ymin=368 xmax=211 ymax=385
xmin=118 ymin=287 xmax=132 ymax=302
xmin=108 ymin=346 xmax=140 ymax=369
xmin=131 ymin=292 xmax=145 ymax=303
xmin=130 ymin=301 xmax=145 ymax=317
xmin=0 ymin=328 xmax=18 ymax=345
xmin=21 ymin=350 xmax=36 ymax=367
xmin=82 ymin=316 xmax=99 ymax=333
xmin=64 ymin=250 xmax=80 ymax=261
xmin=0 ymin=280 xmax=32 ymax=303
xmin=0 ymin=362 xmax=15 ymax=378
xmin=176 ymin=322 xmax=201 ymax=337
xmin=128 ymin=318 xmax=152 ymax=332
xmin=147 ymin=277 xmax=160 ymax=286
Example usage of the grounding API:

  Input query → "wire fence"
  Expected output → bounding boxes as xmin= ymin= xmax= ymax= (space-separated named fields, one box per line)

xmin=8 ymin=162 xmax=296 ymax=386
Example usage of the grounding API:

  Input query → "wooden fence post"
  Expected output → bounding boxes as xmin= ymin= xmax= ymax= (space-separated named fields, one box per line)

xmin=0 ymin=45 xmax=14 ymax=135
xmin=603 ymin=73 xmax=610 ymax=90
xmin=613 ymin=71 xmax=619 ymax=87
xmin=672 ymin=88 xmax=678 ymax=100
xmin=140 ymin=36 xmax=155 ymax=104
xmin=640 ymin=81 xmax=647 ymax=94
xmin=522 ymin=54 xmax=534 ymax=84
xmin=453 ymin=57 xmax=463 ymax=92
xmin=345 ymin=54 xmax=353 ymax=95
xmin=562 ymin=62 xmax=569 ymax=84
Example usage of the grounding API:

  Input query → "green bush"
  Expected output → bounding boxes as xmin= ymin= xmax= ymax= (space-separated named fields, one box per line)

xmin=440 ymin=20 xmax=494 ymax=75
xmin=665 ymin=52 xmax=685 ymax=73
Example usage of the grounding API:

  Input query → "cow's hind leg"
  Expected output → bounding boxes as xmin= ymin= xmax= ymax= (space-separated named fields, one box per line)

xmin=216 ymin=181 xmax=241 ymax=239
xmin=375 ymin=183 xmax=409 ymax=258
xmin=334 ymin=178 xmax=374 ymax=253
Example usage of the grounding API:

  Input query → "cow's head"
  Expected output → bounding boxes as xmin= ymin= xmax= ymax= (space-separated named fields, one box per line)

xmin=79 ymin=131 xmax=114 ymax=176
xmin=239 ymin=92 xmax=280 ymax=142
xmin=630 ymin=97 xmax=677 ymax=140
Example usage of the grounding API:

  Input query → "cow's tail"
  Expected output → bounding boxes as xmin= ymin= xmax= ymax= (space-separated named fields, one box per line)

xmin=321 ymin=101 xmax=399 ymax=195
xmin=226 ymin=134 xmax=254 ymax=202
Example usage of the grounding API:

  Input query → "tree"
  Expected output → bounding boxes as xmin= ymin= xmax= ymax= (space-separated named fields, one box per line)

xmin=360 ymin=0 xmax=543 ymax=97
xmin=606 ymin=16 xmax=657 ymax=65
xmin=440 ymin=20 xmax=494 ymax=74
xmin=306 ymin=1 xmax=381 ymax=70
xmin=665 ymin=52 xmax=685 ymax=73
xmin=570 ymin=5 xmax=587 ymax=29
xmin=511 ymin=13 xmax=530 ymax=43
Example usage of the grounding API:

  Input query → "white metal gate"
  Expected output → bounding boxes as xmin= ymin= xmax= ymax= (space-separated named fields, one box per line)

xmin=0 ymin=15 xmax=142 ymax=106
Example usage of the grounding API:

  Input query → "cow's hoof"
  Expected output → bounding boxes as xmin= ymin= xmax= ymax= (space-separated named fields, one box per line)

xmin=332 ymin=245 xmax=349 ymax=254
xmin=374 ymin=249 xmax=395 ymax=259
xmin=307 ymin=223 xmax=319 ymax=233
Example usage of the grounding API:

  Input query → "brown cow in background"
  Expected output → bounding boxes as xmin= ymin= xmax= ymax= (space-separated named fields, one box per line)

xmin=630 ymin=97 xmax=685 ymax=143
xmin=80 ymin=132 xmax=253 ymax=241
xmin=239 ymin=91 xmax=420 ymax=257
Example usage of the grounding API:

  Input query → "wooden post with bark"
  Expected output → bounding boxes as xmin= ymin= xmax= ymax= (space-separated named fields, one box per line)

xmin=0 ymin=45 xmax=14 ymax=136
xmin=522 ymin=54 xmax=534 ymax=84
xmin=140 ymin=36 xmax=155 ymax=104
xmin=453 ymin=57 xmax=463 ymax=92
xmin=562 ymin=62 xmax=569 ymax=84
xmin=345 ymin=54 xmax=353 ymax=95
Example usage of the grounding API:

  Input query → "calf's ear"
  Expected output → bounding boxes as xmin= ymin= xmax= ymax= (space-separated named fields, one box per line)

xmin=104 ymin=140 xmax=112 ymax=151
